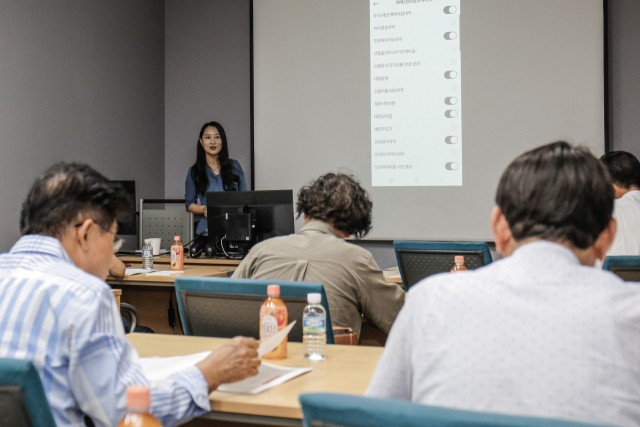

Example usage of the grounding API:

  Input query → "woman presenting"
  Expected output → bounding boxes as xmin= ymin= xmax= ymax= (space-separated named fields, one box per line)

xmin=185 ymin=121 xmax=247 ymax=254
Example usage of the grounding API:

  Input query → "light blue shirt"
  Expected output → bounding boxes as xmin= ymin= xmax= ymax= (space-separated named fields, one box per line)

xmin=367 ymin=241 xmax=640 ymax=427
xmin=0 ymin=235 xmax=211 ymax=427
xmin=185 ymin=160 xmax=248 ymax=235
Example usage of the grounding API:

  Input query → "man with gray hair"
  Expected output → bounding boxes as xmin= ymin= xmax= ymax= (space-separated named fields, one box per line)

xmin=0 ymin=162 xmax=261 ymax=427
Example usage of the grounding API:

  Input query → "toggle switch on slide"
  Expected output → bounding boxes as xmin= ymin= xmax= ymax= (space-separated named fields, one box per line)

xmin=445 ymin=162 xmax=459 ymax=171
xmin=444 ymin=70 xmax=457 ymax=79
xmin=445 ymin=97 xmax=458 ymax=105
xmin=445 ymin=136 xmax=458 ymax=144
xmin=444 ymin=32 xmax=457 ymax=40
xmin=443 ymin=6 xmax=457 ymax=14
xmin=445 ymin=110 xmax=458 ymax=118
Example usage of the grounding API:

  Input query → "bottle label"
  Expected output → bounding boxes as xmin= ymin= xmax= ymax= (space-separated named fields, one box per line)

xmin=171 ymin=244 xmax=183 ymax=270
xmin=261 ymin=315 xmax=278 ymax=339
xmin=260 ymin=303 xmax=288 ymax=359
xmin=142 ymin=250 xmax=152 ymax=258
xmin=303 ymin=317 xmax=326 ymax=332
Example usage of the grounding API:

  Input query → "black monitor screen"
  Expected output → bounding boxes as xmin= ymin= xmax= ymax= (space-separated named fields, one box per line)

xmin=110 ymin=180 xmax=136 ymax=235
xmin=205 ymin=190 xmax=294 ymax=252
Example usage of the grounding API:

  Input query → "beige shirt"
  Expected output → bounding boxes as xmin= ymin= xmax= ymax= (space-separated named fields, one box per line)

xmin=232 ymin=221 xmax=405 ymax=336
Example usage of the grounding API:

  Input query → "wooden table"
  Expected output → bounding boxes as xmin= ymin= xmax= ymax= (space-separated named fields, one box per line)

xmin=128 ymin=333 xmax=383 ymax=426
xmin=108 ymin=264 xmax=237 ymax=334
xmin=117 ymin=254 xmax=241 ymax=266
xmin=108 ymin=263 xmax=236 ymax=287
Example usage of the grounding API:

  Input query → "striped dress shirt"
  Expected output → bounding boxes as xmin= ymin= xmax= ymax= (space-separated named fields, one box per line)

xmin=0 ymin=235 xmax=211 ymax=427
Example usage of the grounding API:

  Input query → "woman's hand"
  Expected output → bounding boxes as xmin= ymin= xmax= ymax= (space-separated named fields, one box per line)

xmin=202 ymin=206 xmax=208 ymax=218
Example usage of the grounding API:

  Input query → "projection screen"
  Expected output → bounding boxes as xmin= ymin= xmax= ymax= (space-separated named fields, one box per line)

xmin=253 ymin=0 xmax=605 ymax=240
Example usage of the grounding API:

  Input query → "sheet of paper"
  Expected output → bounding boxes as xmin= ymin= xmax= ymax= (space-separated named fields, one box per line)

xmin=217 ymin=362 xmax=311 ymax=395
xmin=258 ymin=320 xmax=296 ymax=358
xmin=145 ymin=270 xmax=184 ymax=276
xmin=140 ymin=351 xmax=211 ymax=382
xmin=139 ymin=352 xmax=311 ymax=395
xmin=124 ymin=268 xmax=157 ymax=276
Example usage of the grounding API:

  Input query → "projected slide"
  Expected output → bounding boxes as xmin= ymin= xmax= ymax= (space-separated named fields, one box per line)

xmin=371 ymin=0 xmax=462 ymax=187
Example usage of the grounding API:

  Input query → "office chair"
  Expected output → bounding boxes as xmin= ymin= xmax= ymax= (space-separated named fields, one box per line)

xmin=120 ymin=303 xmax=139 ymax=334
xmin=299 ymin=393 xmax=609 ymax=427
xmin=602 ymin=256 xmax=640 ymax=281
xmin=0 ymin=358 xmax=56 ymax=427
xmin=394 ymin=241 xmax=493 ymax=290
xmin=175 ymin=277 xmax=335 ymax=344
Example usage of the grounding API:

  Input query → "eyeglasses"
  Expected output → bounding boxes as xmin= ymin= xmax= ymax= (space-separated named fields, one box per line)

xmin=75 ymin=221 xmax=125 ymax=254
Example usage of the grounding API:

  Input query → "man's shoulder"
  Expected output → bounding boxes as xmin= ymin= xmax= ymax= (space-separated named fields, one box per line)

xmin=1 ymin=253 xmax=110 ymax=301
xmin=615 ymin=193 xmax=640 ymax=210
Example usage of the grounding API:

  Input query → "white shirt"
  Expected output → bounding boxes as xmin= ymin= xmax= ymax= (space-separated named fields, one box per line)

xmin=366 ymin=241 xmax=640 ymax=427
xmin=608 ymin=190 xmax=640 ymax=256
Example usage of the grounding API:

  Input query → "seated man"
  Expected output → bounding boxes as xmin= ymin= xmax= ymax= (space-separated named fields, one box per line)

xmin=0 ymin=162 xmax=260 ymax=427
xmin=233 ymin=173 xmax=405 ymax=337
xmin=601 ymin=150 xmax=640 ymax=255
xmin=367 ymin=142 xmax=640 ymax=426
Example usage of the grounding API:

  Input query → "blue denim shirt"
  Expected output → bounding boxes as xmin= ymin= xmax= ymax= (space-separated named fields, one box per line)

xmin=185 ymin=160 xmax=248 ymax=235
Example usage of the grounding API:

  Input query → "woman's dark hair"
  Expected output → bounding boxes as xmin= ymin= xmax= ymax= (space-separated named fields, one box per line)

xmin=296 ymin=173 xmax=373 ymax=239
xmin=20 ymin=162 xmax=130 ymax=238
xmin=600 ymin=151 xmax=640 ymax=189
xmin=190 ymin=121 xmax=240 ymax=194
xmin=496 ymin=141 xmax=614 ymax=249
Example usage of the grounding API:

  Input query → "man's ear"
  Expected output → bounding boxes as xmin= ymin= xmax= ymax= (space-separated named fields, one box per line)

xmin=75 ymin=219 xmax=94 ymax=252
xmin=592 ymin=217 xmax=616 ymax=261
xmin=491 ymin=206 xmax=512 ymax=255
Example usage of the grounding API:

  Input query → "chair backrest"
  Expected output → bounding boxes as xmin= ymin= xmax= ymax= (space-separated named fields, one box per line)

xmin=602 ymin=256 xmax=640 ymax=281
xmin=394 ymin=241 xmax=493 ymax=290
xmin=299 ymin=393 xmax=609 ymax=427
xmin=0 ymin=359 xmax=56 ymax=427
xmin=175 ymin=277 xmax=335 ymax=344
xmin=138 ymin=199 xmax=195 ymax=250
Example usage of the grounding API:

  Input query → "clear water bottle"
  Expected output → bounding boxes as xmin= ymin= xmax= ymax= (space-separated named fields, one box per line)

xmin=142 ymin=239 xmax=153 ymax=270
xmin=303 ymin=293 xmax=326 ymax=360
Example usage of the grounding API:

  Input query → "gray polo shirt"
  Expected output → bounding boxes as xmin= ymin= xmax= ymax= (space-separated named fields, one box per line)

xmin=232 ymin=220 xmax=405 ymax=336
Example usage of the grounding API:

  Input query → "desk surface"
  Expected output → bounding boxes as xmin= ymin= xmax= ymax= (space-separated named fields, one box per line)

xmin=118 ymin=254 xmax=241 ymax=266
xmin=108 ymin=264 xmax=235 ymax=284
xmin=127 ymin=333 xmax=383 ymax=420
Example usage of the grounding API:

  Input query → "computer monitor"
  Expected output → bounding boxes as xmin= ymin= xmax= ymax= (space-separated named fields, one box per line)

xmin=205 ymin=190 xmax=294 ymax=257
xmin=110 ymin=180 xmax=136 ymax=236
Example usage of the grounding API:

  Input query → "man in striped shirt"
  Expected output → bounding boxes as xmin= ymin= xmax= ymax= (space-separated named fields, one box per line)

xmin=0 ymin=162 xmax=261 ymax=427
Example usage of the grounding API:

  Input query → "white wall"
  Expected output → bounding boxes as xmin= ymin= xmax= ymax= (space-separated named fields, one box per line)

xmin=0 ymin=0 xmax=165 ymax=251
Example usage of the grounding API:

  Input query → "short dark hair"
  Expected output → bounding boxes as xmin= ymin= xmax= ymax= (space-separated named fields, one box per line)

xmin=496 ymin=141 xmax=614 ymax=249
xmin=296 ymin=173 xmax=373 ymax=238
xmin=20 ymin=162 xmax=130 ymax=238
xmin=600 ymin=151 xmax=640 ymax=189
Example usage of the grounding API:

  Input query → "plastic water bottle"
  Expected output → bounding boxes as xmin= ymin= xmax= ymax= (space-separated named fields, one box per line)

xmin=142 ymin=239 xmax=153 ymax=270
xmin=303 ymin=293 xmax=326 ymax=360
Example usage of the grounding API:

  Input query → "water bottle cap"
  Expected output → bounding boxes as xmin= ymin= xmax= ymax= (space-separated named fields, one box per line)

xmin=174 ymin=236 xmax=180 ymax=241
xmin=455 ymin=256 xmax=464 ymax=263
xmin=126 ymin=386 xmax=150 ymax=408
xmin=144 ymin=239 xmax=150 ymax=243
xmin=307 ymin=293 xmax=321 ymax=304
xmin=267 ymin=285 xmax=280 ymax=296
